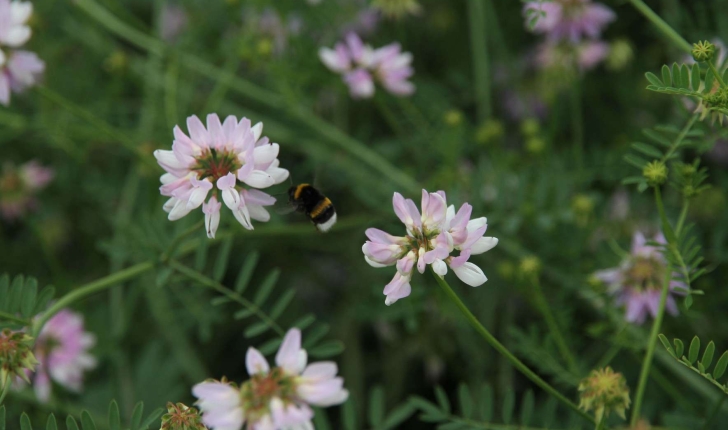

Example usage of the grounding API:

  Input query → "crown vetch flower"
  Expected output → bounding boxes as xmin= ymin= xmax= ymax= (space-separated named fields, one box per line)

xmin=155 ymin=114 xmax=289 ymax=239
xmin=578 ymin=367 xmax=630 ymax=422
xmin=193 ymin=329 xmax=348 ymax=430
xmin=0 ymin=159 xmax=54 ymax=221
xmin=524 ymin=0 xmax=615 ymax=43
xmin=319 ymin=32 xmax=414 ymax=98
xmin=594 ymin=232 xmax=685 ymax=324
xmin=0 ymin=329 xmax=38 ymax=387
xmin=0 ymin=0 xmax=44 ymax=106
xmin=29 ymin=309 xmax=97 ymax=402
xmin=363 ymin=190 xmax=498 ymax=305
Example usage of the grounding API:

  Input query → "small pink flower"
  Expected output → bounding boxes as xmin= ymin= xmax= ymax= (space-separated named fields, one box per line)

xmin=0 ymin=49 xmax=44 ymax=106
xmin=193 ymin=329 xmax=348 ymax=430
xmin=319 ymin=32 xmax=414 ymax=99
xmin=524 ymin=0 xmax=615 ymax=43
xmin=363 ymin=190 xmax=498 ymax=305
xmin=31 ymin=309 xmax=97 ymax=402
xmin=155 ymin=114 xmax=289 ymax=237
xmin=0 ymin=160 xmax=54 ymax=221
xmin=594 ymin=232 xmax=685 ymax=324
xmin=535 ymin=40 xmax=608 ymax=71
xmin=0 ymin=0 xmax=33 ymax=47
xmin=160 ymin=4 xmax=188 ymax=43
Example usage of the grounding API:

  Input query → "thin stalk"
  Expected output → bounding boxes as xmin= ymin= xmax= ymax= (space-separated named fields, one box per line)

xmin=167 ymin=259 xmax=285 ymax=336
xmin=626 ymin=0 xmax=692 ymax=53
xmin=467 ymin=0 xmax=491 ymax=121
xmin=531 ymin=275 xmax=579 ymax=373
xmin=708 ymin=59 xmax=727 ymax=87
xmin=570 ymin=81 xmax=584 ymax=172
xmin=702 ymin=395 xmax=727 ymax=430
xmin=661 ymin=114 xmax=698 ymax=162
xmin=431 ymin=269 xmax=594 ymax=425
xmin=675 ymin=200 xmax=690 ymax=237
xmin=630 ymin=187 xmax=674 ymax=426
xmin=0 ymin=311 xmax=31 ymax=326
xmin=31 ymin=262 xmax=155 ymax=338
xmin=0 ymin=373 xmax=10 ymax=405
xmin=162 ymin=220 xmax=205 ymax=261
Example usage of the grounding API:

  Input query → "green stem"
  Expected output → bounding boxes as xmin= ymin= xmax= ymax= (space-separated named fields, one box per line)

xmin=467 ymin=0 xmax=491 ymax=121
xmin=702 ymin=395 xmax=727 ymax=430
xmin=570 ymin=81 xmax=584 ymax=172
xmin=162 ymin=220 xmax=205 ymax=261
xmin=661 ymin=114 xmax=698 ymax=162
xmin=630 ymin=187 xmax=675 ymax=426
xmin=31 ymin=262 xmax=155 ymax=338
xmin=675 ymin=200 xmax=690 ymax=237
xmin=708 ymin=59 xmax=727 ymax=87
xmin=0 ymin=311 xmax=31 ymax=326
xmin=430 ymin=269 xmax=594 ymax=425
xmin=532 ymin=275 xmax=579 ymax=373
xmin=0 ymin=373 xmax=10 ymax=406
xmin=166 ymin=259 xmax=285 ymax=336
xmin=626 ymin=0 xmax=692 ymax=53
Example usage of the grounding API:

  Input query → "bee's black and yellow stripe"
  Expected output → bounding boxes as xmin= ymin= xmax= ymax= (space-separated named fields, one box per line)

xmin=288 ymin=183 xmax=337 ymax=231
xmin=309 ymin=197 xmax=334 ymax=224
xmin=292 ymin=183 xmax=310 ymax=201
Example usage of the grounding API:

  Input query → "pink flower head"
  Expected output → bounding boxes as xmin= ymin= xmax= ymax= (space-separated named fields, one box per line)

xmin=193 ymin=328 xmax=348 ymax=430
xmin=319 ymin=33 xmax=414 ymax=99
xmin=594 ymin=232 xmax=685 ymax=324
xmin=31 ymin=309 xmax=97 ymax=402
xmin=0 ymin=159 xmax=54 ymax=221
xmin=535 ymin=40 xmax=608 ymax=72
xmin=524 ymin=0 xmax=615 ymax=43
xmin=155 ymin=114 xmax=289 ymax=238
xmin=363 ymin=190 xmax=498 ymax=305
xmin=0 ymin=0 xmax=33 ymax=48
xmin=0 ymin=50 xmax=44 ymax=106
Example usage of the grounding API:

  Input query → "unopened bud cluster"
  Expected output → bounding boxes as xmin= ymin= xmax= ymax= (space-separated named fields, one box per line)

xmin=160 ymin=402 xmax=207 ymax=430
xmin=642 ymin=161 xmax=668 ymax=186
xmin=0 ymin=329 xmax=38 ymax=385
xmin=578 ymin=366 xmax=630 ymax=421
xmin=692 ymin=40 xmax=716 ymax=62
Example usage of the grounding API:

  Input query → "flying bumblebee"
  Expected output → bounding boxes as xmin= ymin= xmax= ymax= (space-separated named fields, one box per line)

xmin=288 ymin=183 xmax=337 ymax=232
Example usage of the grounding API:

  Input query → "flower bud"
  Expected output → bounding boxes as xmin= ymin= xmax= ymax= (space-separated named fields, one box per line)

xmin=0 ymin=329 xmax=39 ymax=385
xmin=578 ymin=367 xmax=630 ymax=422
xmin=444 ymin=110 xmax=464 ymax=127
xmin=525 ymin=137 xmax=546 ymax=155
xmin=692 ymin=40 xmax=716 ymax=62
xmin=520 ymin=118 xmax=540 ymax=137
xmin=160 ymin=402 xmax=207 ymax=430
xmin=642 ymin=161 xmax=667 ymax=186
xmin=571 ymin=194 xmax=595 ymax=226
xmin=519 ymin=256 xmax=541 ymax=277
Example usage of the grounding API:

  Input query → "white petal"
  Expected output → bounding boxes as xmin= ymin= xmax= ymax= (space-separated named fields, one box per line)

xmin=232 ymin=207 xmax=253 ymax=230
xmin=251 ymin=122 xmax=263 ymax=142
xmin=253 ymin=143 xmax=279 ymax=165
xmin=276 ymin=329 xmax=303 ymax=373
xmin=246 ymin=347 xmax=270 ymax=375
xmin=470 ymin=237 xmax=498 ymax=255
xmin=242 ymin=170 xmax=275 ymax=189
xmin=451 ymin=262 xmax=487 ymax=287
xmin=364 ymin=255 xmax=389 ymax=268
xmin=466 ymin=217 xmax=487 ymax=232
xmin=222 ymin=188 xmax=241 ymax=211
xmin=247 ymin=204 xmax=270 ymax=222
xmin=168 ymin=199 xmax=192 ymax=221
xmin=432 ymin=259 xmax=448 ymax=276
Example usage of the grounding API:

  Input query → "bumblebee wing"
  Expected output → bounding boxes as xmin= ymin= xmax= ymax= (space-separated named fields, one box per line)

xmin=273 ymin=197 xmax=297 ymax=215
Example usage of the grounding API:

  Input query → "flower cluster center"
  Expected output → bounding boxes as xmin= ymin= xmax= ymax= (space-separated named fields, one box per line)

xmin=627 ymin=257 xmax=664 ymax=291
xmin=192 ymin=148 xmax=242 ymax=182
xmin=407 ymin=227 xmax=439 ymax=254
xmin=240 ymin=367 xmax=298 ymax=422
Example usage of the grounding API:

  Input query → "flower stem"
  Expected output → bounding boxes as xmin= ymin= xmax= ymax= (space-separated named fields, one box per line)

xmin=532 ymin=275 xmax=579 ymax=374
xmin=430 ymin=269 xmax=594 ymax=425
xmin=630 ymin=187 xmax=675 ymax=426
xmin=0 ymin=311 xmax=30 ymax=327
xmin=468 ymin=0 xmax=491 ymax=122
xmin=675 ymin=200 xmax=690 ymax=237
xmin=571 ymin=80 xmax=584 ymax=172
xmin=661 ymin=114 xmax=698 ymax=162
xmin=626 ymin=0 xmax=692 ymax=53
xmin=0 ymin=373 xmax=11 ymax=405
xmin=31 ymin=262 xmax=156 ymax=338
xmin=708 ymin=59 xmax=727 ymax=87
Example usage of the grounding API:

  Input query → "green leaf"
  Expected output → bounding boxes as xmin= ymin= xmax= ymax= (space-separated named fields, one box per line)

xmin=212 ymin=237 xmax=233 ymax=281
xmin=303 ymin=323 xmax=330 ymax=348
xmin=235 ymin=251 xmax=259 ymax=293
xmin=659 ymin=334 xmax=675 ymax=357
xmin=382 ymin=403 xmax=416 ymax=430
xmin=137 ymin=407 xmax=164 ymax=430
xmin=680 ymin=64 xmax=690 ymax=89
xmin=20 ymin=413 xmax=32 ymax=430
xmin=685 ymin=294 xmax=693 ymax=309
xmin=457 ymin=383 xmax=473 ymax=419
xmin=130 ymin=402 xmax=144 ymax=430
xmin=108 ymin=401 xmax=121 ymax=430
xmin=621 ymin=176 xmax=644 ymax=185
xmin=33 ymin=286 xmax=55 ymax=315
xmin=645 ymin=72 xmax=663 ymax=87
xmin=631 ymin=142 xmax=663 ymax=158
xmin=703 ymin=342 xmax=716 ymax=369
xmin=8 ymin=275 xmax=24 ymax=313
xmin=434 ymin=386 xmax=451 ymax=414
xmin=342 ymin=398 xmax=357 ymax=430
xmin=541 ymin=397 xmax=557 ymax=428
xmin=269 ymin=289 xmax=296 ymax=320
xmin=479 ymin=384 xmax=493 ymax=422
xmin=675 ymin=338 xmax=685 ymax=358
xmin=0 ymin=274 xmax=9 ymax=310
xmin=713 ymin=351 xmax=728 ymax=379
xmin=292 ymin=314 xmax=316 ymax=330
xmin=624 ymin=153 xmax=648 ymax=169
xmin=643 ymin=128 xmax=672 ymax=147
xmin=409 ymin=396 xmax=442 ymax=416
xmin=233 ymin=308 xmax=254 ymax=320
xmin=368 ymin=386 xmax=385 ymax=426
xmin=691 ymin=63 xmax=700 ymax=90
xmin=661 ymin=64 xmax=671 ymax=86
xmin=45 ymin=415 xmax=57 ymax=430
xmin=243 ymin=321 xmax=269 ymax=338
xmin=672 ymin=63 xmax=681 ymax=87
xmin=20 ymin=277 xmax=37 ymax=318
xmin=309 ymin=340 xmax=345 ymax=358
xmin=520 ymin=390 xmax=535 ymax=426
xmin=80 ymin=411 xmax=96 ymax=430
xmin=66 ymin=417 xmax=80 ymax=430
xmin=689 ymin=336 xmax=701 ymax=364
xmin=253 ymin=269 xmax=280 ymax=306
xmin=502 ymin=389 xmax=515 ymax=424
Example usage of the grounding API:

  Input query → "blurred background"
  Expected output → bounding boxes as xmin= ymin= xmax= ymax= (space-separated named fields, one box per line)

xmin=2 ymin=0 xmax=728 ymax=428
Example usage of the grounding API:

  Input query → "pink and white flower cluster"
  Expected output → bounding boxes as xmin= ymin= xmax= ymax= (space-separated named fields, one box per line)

xmin=193 ymin=328 xmax=348 ymax=430
xmin=0 ymin=159 xmax=54 ymax=221
xmin=29 ymin=309 xmax=97 ymax=402
xmin=363 ymin=190 xmax=498 ymax=305
xmin=524 ymin=0 xmax=615 ymax=72
xmin=155 ymin=114 xmax=289 ymax=239
xmin=0 ymin=0 xmax=44 ymax=106
xmin=594 ymin=232 xmax=685 ymax=325
xmin=319 ymin=32 xmax=414 ymax=99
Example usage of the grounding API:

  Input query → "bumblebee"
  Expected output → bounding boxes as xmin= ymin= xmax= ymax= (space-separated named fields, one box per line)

xmin=288 ymin=183 xmax=337 ymax=232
